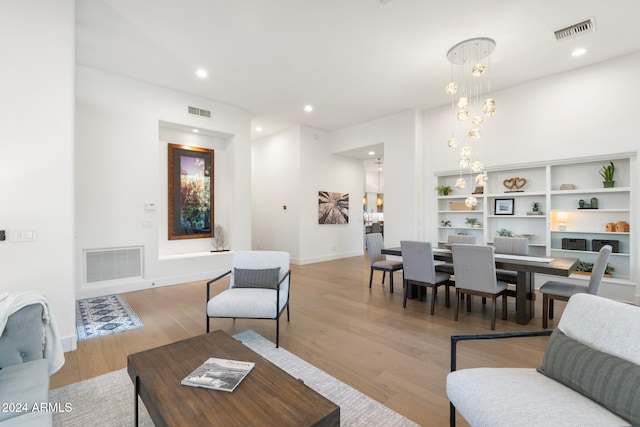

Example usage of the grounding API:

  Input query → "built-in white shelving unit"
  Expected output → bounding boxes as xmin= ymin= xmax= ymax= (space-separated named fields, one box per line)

xmin=435 ymin=154 xmax=636 ymax=299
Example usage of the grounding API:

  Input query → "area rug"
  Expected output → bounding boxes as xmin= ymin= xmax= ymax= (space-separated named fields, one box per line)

xmin=75 ymin=294 xmax=144 ymax=341
xmin=50 ymin=330 xmax=419 ymax=426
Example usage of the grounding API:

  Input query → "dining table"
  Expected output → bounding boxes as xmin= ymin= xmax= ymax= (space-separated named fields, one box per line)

xmin=381 ymin=246 xmax=580 ymax=325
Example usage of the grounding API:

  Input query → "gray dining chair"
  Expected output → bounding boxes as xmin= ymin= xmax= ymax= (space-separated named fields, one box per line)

xmin=540 ymin=245 xmax=612 ymax=328
xmin=400 ymin=241 xmax=452 ymax=314
xmin=366 ymin=233 xmax=403 ymax=293
xmin=451 ymin=244 xmax=508 ymax=330
xmin=493 ymin=236 xmax=529 ymax=284
xmin=435 ymin=234 xmax=477 ymax=275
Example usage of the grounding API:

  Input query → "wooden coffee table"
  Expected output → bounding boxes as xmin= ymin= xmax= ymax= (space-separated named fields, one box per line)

xmin=127 ymin=330 xmax=339 ymax=426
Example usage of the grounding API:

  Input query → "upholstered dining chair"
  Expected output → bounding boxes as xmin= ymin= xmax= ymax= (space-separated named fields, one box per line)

xmin=366 ymin=233 xmax=403 ymax=293
xmin=493 ymin=236 xmax=529 ymax=286
xmin=451 ymin=244 xmax=508 ymax=330
xmin=435 ymin=234 xmax=477 ymax=275
xmin=540 ymin=244 xmax=612 ymax=328
xmin=206 ymin=250 xmax=291 ymax=347
xmin=400 ymin=240 xmax=452 ymax=314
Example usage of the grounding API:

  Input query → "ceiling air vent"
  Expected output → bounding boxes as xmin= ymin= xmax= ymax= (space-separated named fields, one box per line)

xmin=188 ymin=106 xmax=212 ymax=118
xmin=554 ymin=18 xmax=595 ymax=41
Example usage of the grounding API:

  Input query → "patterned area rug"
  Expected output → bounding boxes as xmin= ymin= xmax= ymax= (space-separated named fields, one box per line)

xmin=50 ymin=330 xmax=419 ymax=426
xmin=75 ymin=294 xmax=144 ymax=341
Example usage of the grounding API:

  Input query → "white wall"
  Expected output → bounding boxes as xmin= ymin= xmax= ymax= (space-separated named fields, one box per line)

xmin=0 ymin=0 xmax=76 ymax=349
xmin=331 ymin=110 xmax=423 ymax=247
xmin=251 ymin=126 xmax=364 ymax=264
xmin=251 ymin=126 xmax=302 ymax=257
xmin=423 ymin=51 xmax=640 ymax=302
xmin=75 ymin=66 xmax=252 ymax=298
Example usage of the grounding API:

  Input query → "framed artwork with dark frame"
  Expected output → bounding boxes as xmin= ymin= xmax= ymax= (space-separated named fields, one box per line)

xmin=494 ymin=198 xmax=515 ymax=215
xmin=168 ymin=143 xmax=214 ymax=240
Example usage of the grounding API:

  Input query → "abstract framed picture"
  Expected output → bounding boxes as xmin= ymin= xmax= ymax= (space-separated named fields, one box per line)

xmin=318 ymin=191 xmax=349 ymax=224
xmin=168 ymin=143 xmax=214 ymax=240
xmin=494 ymin=198 xmax=515 ymax=215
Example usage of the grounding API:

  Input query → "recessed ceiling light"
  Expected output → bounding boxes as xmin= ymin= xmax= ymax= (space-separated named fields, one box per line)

xmin=304 ymin=105 xmax=313 ymax=112
xmin=571 ymin=48 xmax=587 ymax=57
xmin=368 ymin=151 xmax=375 ymax=156
xmin=192 ymin=129 xmax=199 ymax=133
xmin=255 ymin=126 xmax=263 ymax=132
xmin=196 ymin=68 xmax=208 ymax=78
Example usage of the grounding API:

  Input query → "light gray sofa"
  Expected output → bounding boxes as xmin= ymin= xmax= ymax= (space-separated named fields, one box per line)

xmin=0 ymin=304 xmax=52 ymax=426
xmin=447 ymin=293 xmax=640 ymax=426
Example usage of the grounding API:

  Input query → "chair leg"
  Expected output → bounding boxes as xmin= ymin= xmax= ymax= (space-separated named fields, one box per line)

xmin=549 ymin=299 xmax=555 ymax=319
xmin=450 ymin=402 xmax=456 ymax=427
xmin=466 ymin=295 xmax=471 ymax=312
xmin=502 ymin=294 xmax=507 ymax=320
xmin=490 ymin=296 xmax=496 ymax=330
xmin=369 ymin=269 xmax=374 ymax=288
xmin=276 ymin=316 xmax=280 ymax=348
xmin=445 ymin=284 xmax=451 ymax=308
xmin=382 ymin=271 xmax=386 ymax=284
xmin=482 ymin=297 xmax=487 ymax=305
xmin=389 ymin=271 xmax=394 ymax=294
xmin=542 ymin=294 xmax=549 ymax=329
xmin=430 ymin=286 xmax=436 ymax=315
xmin=403 ymin=279 xmax=408 ymax=308
xmin=286 ymin=303 xmax=290 ymax=321
xmin=454 ymin=289 xmax=460 ymax=321
xmin=206 ymin=316 xmax=210 ymax=333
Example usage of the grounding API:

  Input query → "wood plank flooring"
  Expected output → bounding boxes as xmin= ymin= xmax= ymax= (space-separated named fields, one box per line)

xmin=52 ymin=254 xmax=563 ymax=426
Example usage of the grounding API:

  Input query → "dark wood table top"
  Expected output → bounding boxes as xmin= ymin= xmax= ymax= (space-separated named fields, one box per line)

xmin=128 ymin=330 xmax=339 ymax=427
xmin=382 ymin=247 xmax=579 ymax=277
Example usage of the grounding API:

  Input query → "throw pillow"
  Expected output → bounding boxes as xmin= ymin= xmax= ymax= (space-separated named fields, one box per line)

xmin=537 ymin=329 xmax=640 ymax=425
xmin=233 ymin=267 xmax=281 ymax=289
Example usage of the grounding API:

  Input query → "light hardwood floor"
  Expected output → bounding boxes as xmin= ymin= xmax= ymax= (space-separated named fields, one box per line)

xmin=52 ymin=254 xmax=563 ymax=426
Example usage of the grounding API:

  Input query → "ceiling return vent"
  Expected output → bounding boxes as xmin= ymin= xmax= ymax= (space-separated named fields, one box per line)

xmin=554 ymin=18 xmax=596 ymax=41
xmin=188 ymin=106 xmax=212 ymax=118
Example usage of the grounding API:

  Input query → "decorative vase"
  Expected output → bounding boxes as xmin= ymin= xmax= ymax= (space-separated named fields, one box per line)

xmin=603 ymin=181 xmax=615 ymax=188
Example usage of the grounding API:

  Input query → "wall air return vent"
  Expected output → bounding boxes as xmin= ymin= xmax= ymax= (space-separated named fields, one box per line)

xmin=554 ymin=18 xmax=595 ymax=41
xmin=188 ymin=106 xmax=212 ymax=118
xmin=85 ymin=246 xmax=143 ymax=284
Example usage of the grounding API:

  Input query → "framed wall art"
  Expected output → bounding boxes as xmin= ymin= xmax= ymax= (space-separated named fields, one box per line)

xmin=168 ymin=143 xmax=214 ymax=240
xmin=318 ymin=191 xmax=349 ymax=224
xmin=494 ymin=198 xmax=514 ymax=215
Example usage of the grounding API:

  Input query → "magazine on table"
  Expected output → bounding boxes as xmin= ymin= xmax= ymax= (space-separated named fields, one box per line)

xmin=181 ymin=357 xmax=255 ymax=392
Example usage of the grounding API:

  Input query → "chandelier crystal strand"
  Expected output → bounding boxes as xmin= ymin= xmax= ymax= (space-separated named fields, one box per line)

xmin=445 ymin=37 xmax=496 ymax=208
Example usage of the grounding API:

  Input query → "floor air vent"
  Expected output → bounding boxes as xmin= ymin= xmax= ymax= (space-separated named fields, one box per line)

xmin=554 ymin=18 xmax=595 ymax=41
xmin=188 ymin=106 xmax=212 ymax=118
xmin=85 ymin=247 xmax=143 ymax=284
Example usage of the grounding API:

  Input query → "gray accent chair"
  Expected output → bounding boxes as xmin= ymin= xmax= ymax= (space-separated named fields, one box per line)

xmin=400 ymin=241 xmax=451 ymax=314
xmin=0 ymin=304 xmax=52 ymax=426
xmin=366 ymin=233 xmax=403 ymax=294
xmin=206 ymin=251 xmax=291 ymax=347
xmin=435 ymin=234 xmax=476 ymax=275
xmin=451 ymin=244 xmax=508 ymax=330
xmin=540 ymin=245 xmax=612 ymax=328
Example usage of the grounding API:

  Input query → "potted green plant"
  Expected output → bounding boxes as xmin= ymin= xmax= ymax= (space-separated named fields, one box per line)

xmin=574 ymin=261 xmax=614 ymax=277
xmin=465 ymin=217 xmax=479 ymax=228
xmin=531 ymin=202 xmax=540 ymax=212
xmin=436 ymin=185 xmax=452 ymax=196
xmin=599 ymin=161 xmax=615 ymax=188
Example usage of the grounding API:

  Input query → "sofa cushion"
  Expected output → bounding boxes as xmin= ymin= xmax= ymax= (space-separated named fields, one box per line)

xmin=233 ymin=267 xmax=280 ymax=289
xmin=537 ymin=329 xmax=640 ymax=425
xmin=447 ymin=367 xmax=629 ymax=426
xmin=0 ymin=359 xmax=50 ymax=423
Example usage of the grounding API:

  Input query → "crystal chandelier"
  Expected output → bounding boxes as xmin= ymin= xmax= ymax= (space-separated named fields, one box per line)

xmin=446 ymin=37 xmax=496 ymax=207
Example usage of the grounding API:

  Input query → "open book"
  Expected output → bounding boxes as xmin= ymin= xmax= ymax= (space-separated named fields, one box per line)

xmin=181 ymin=357 xmax=255 ymax=392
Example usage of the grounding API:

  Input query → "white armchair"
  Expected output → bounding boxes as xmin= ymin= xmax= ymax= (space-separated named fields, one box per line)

xmin=206 ymin=251 xmax=291 ymax=347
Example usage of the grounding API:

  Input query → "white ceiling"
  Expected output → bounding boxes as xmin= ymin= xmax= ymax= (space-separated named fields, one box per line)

xmin=76 ymin=0 xmax=640 ymax=156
